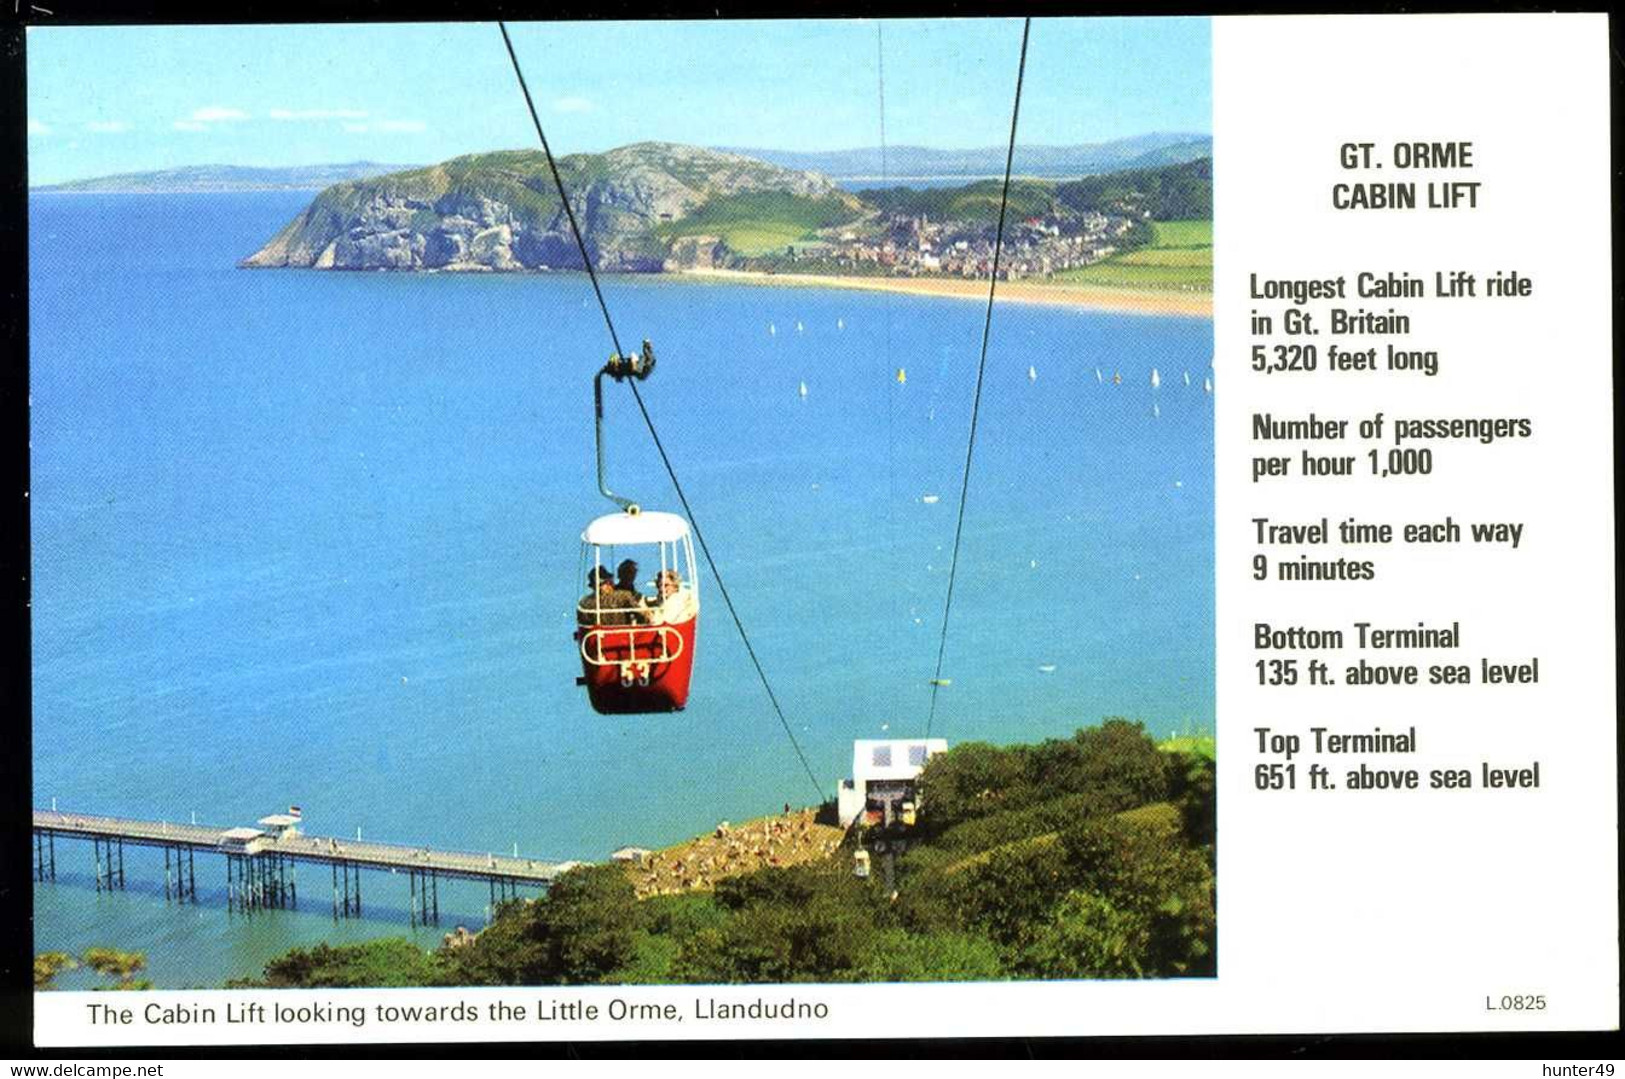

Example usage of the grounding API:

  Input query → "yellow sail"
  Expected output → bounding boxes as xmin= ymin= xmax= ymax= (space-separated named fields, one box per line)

xmin=896 ymin=368 xmax=907 ymax=384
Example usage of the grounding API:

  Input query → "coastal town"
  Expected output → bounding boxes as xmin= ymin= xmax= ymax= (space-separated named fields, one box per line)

xmin=752 ymin=205 xmax=1145 ymax=281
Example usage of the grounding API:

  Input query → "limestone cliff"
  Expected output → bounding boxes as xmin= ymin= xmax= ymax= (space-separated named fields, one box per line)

xmin=241 ymin=142 xmax=854 ymax=273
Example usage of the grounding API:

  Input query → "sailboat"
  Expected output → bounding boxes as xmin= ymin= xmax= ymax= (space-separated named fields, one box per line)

xmin=769 ymin=322 xmax=777 ymax=336
xmin=1028 ymin=365 xmax=1037 ymax=382
xmin=896 ymin=368 xmax=907 ymax=384
xmin=837 ymin=318 xmax=845 ymax=330
xmin=1150 ymin=367 xmax=1161 ymax=390
xmin=1203 ymin=376 xmax=1213 ymax=394
xmin=798 ymin=381 xmax=808 ymax=399
xmin=795 ymin=321 xmax=804 ymax=333
xmin=1095 ymin=367 xmax=1103 ymax=383
xmin=1183 ymin=371 xmax=1191 ymax=387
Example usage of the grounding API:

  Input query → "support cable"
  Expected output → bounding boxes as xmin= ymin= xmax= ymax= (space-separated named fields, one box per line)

xmin=497 ymin=22 xmax=827 ymax=803
xmin=926 ymin=18 xmax=1032 ymax=738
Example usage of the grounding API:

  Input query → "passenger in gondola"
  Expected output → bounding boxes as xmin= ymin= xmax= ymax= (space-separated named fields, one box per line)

xmin=651 ymin=568 xmax=695 ymax=623
xmin=578 ymin=566 xmax=618 ymax=625
xmin=614 ymin=559 xmax=650 ymax=624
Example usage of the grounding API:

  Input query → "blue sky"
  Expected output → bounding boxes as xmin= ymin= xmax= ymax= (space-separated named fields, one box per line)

xmin=26 ymin=18 xmax=1209 ymax=185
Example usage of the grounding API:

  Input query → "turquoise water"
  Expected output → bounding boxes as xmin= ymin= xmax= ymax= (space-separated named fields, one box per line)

xmin=31 ymin=192 xmax=1213 ymax=987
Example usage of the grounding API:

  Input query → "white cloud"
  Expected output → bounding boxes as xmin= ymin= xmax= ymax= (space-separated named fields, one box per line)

xmin=27 ymin=118 xmax=50 ymax=136
xmin=190 ymin=106 xmax=249 ymax=122
xmin=85 ymin=120 xmax=129 ymax=133
xmin=172 ymin=120 xmax=209 ymax=132
xmin=269 ymin=108 xmax=369 ymax=121
xmin=342 ymin=122 xmax=370 ymax=133
xmin=552 ymin=96 xmax=593 ymax=113
xmin=376 ymin=119 xmax=427 ymax=133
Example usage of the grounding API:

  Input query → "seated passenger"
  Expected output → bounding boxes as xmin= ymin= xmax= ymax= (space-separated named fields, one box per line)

xmin=613 ymin=559 xmax=650 ymax=625
xmin=577 ymin=566 xmax=627 ymax=626
xmin=650 ymin=568 xmax=696 ymax=623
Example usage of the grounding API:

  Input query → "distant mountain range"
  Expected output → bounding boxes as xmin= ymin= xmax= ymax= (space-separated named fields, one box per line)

xmin=717 ymin=133 xmax=1211 ymax=182
xmin=33 ymin=162 xmax=422 ymax=193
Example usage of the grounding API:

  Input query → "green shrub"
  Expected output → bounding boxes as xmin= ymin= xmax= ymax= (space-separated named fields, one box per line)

xmin=915 ymin=740 xmax=1030 ymax=832
xmin=857 ymin=929 xmax=1006 ymax=982
xmin=1011 ymin=891 xmax=1150 ymax=979
xmin=1060 ymin=804 xmax=1215 ymax=976
xmin=249 ymin=939 xmax=437 ymax=988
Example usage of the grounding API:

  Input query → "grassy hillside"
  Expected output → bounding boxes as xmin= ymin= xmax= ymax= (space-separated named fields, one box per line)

xmin=859 ymin=178 xmax=1058 ymax=223
xmin=1056 ymin=219 xmax=1212 ymax=291
xmin=232 ymin=719 xmax=1215 ymax=987
xmin=654 ymin=190 xmax=862 ymax=256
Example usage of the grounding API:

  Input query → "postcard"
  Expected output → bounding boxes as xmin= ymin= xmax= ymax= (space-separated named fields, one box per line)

xmin=19 ymin=10 xmax=1616 ymax=1051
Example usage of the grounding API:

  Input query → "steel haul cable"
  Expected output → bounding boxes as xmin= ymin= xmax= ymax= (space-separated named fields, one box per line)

xmin=926 ymin=18 xmax=1032 ymax=739
xmin=497 ymin=21 xmax=827 ymax=803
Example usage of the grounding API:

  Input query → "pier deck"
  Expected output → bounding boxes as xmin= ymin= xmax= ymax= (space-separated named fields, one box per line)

xmin=32 ymin=809 xmax=565 ymax=885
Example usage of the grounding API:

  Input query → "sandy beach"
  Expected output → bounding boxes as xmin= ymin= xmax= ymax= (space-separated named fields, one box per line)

xmin=677 ymin=267 xmax=1211 ymax=318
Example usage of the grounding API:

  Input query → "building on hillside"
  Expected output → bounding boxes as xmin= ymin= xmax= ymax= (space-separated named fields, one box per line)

xmin=836 ymin=738 xmax=948 ymax=828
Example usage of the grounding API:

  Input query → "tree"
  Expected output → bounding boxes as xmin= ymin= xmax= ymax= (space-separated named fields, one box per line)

xmin=676 ymin=863 xmax=881 ymax=984
xmin=1059 ymin=804 xmax=1215 ymax=977
xmin=434 ymin=900 xmax=545 ymax=987
xmin=243 ymin=939 xmax=438 ymax=988
xmin=1065 ymin=719 xmax=1171 ymax=806
xmin=1012 ymin=891 xmax=1149 ymax=979
xmin=81 ymin=948 xmax=152 ymax=991
xmin=857 ymin=929 xmax=1005 ymax=982
xmin=915 ymin=741 xmax=1029 ymax=832
xmin=1166 ymin=749 xmax=1216 ymax=850
xmin=34 ymin=952 xmax=77 ymax=990
xmin=519 ymin=865 xmax=642 ymax=984
xmin=933 ymin=839 xmax=1071 ymax=947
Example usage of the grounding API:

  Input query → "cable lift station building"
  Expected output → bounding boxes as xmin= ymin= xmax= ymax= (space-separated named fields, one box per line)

xmin=838 ymin=738 xmax=948 ymax=829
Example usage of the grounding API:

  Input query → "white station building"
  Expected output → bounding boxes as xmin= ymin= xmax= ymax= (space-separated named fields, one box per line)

xmin=837 ymin=738 xmax=949 ymax=827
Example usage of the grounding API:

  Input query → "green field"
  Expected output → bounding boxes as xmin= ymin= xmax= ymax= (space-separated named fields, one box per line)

xmin=1056 ymin=219 xmax=1212 ymax=292
xmin=1160 ymin=735 xmax=1215 ymax=760
xmin=656 ymin=191 xmax=862 ymax=257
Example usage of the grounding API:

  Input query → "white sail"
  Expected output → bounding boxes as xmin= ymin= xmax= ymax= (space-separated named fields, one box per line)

xmin=1183 ymin=371 xmax=1191 ymax=387
xmin=1028 ymin=365 xmax=1037 ymax=382
xmin=798 ymin=381 xmax=808 ymax=398
xmin=1151 ymin=367 xmax=1161 ymax=389
xmin=1203 ymin=376 xmax=1213 ymax=394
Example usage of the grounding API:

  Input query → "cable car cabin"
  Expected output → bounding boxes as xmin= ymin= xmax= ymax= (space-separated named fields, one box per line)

xmin=574 ymin=510 xmax=700 ymax=714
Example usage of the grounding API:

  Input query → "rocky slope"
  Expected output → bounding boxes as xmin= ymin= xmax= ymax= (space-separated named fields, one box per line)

xmin=241 ymin=142 xmax=855 ymax=273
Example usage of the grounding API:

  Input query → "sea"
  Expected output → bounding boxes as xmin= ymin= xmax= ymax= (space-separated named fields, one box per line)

xmin=30 ymin=191 xmax=1213 ymax=988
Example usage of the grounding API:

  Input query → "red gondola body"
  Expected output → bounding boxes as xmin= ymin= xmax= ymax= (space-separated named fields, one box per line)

xmin=574 ymin=508 xmax=701 ymax=715
xmin=575 ymin=614 xmax=697 ymax=713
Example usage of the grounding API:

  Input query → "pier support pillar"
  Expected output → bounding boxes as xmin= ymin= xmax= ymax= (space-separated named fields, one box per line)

xmin=409 ymin=869 xmax=441 ymax=927
xmin=34 ymin=832 xmax=54 ymax=882
xmin=333 ymin=861 xmax=361 ymax=919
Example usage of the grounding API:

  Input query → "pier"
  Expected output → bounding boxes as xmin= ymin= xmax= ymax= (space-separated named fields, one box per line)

xmin=32 ymin=809 xmax=569 ymax=925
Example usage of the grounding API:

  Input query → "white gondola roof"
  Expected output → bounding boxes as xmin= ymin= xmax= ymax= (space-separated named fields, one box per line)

xmin=582 ymin=510 xmax=691 ymax=546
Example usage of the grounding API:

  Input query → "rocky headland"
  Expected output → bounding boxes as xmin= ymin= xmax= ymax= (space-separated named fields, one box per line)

xmin=241 ymin=142 xmax=856 ymax=274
